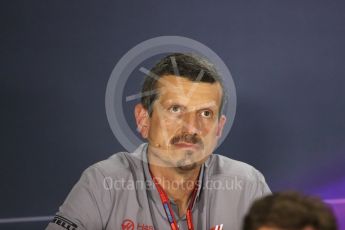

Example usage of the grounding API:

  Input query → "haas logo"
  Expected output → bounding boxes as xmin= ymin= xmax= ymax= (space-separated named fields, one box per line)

xmin=122 ymin=219 xmax=135 ymax=230
xmin=211 ymin=224 xmax=224 ymax=230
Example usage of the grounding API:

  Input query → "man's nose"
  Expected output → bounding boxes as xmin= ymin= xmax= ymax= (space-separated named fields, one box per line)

xmin=180 ymin=112 xmax=201 ymax=135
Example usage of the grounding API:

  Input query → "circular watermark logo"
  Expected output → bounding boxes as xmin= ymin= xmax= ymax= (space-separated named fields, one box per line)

xmin=105 ymin=36 xmax=236 ymax=152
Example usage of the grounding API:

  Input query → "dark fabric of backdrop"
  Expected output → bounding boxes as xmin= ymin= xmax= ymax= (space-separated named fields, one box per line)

xmin=1 ymin=1 xmax=344 ymax=229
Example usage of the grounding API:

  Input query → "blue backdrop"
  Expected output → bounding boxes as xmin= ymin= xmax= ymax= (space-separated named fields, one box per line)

xmin=1 ymin=0 xmax=344 ymax=229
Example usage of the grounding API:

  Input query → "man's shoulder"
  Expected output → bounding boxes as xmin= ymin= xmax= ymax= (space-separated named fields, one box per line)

xmin=84 ymin=151 xmax=143 ymax=178
xmin=207 ymin=154 xmax=266 ymax=183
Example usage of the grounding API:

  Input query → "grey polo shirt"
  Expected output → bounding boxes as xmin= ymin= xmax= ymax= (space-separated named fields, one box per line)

xmin=46 ymin=143 xmax=270 ymax=230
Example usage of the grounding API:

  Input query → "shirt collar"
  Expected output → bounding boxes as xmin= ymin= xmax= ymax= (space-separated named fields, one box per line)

xmin=138 ymin=142 xmax=209 ymax=205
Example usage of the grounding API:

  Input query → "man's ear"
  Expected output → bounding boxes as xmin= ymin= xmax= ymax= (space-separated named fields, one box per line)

xmin=134 ymin=103 xmax=150 ymax=139
xmin=216 ymin=115 xmax=227 ymax=138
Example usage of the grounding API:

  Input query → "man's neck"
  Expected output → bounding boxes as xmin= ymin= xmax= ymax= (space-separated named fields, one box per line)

xmin=147 ymin=151 xmax=201 ymax=217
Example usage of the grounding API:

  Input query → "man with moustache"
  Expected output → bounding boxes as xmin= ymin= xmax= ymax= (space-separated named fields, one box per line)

xmin=47 ymin=53 xmax=271 ymax=230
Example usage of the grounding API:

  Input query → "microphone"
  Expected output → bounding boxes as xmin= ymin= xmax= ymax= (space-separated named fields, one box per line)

xmin=148 ymin=140 xmax=172 ymax=150
xmin=151 ymin=142 xmax=170 ymax=149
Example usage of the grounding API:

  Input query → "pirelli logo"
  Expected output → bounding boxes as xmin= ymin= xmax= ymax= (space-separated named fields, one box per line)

xmin=51 ymin=215 xmax=78 ymax=230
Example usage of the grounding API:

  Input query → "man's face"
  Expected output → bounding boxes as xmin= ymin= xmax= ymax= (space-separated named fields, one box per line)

xmin=142 ymin=75 xmax=226 ymax=171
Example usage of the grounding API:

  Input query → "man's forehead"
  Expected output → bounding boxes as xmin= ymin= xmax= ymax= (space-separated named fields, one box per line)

xmin=156 ymin=75 xmax=222 ymax=96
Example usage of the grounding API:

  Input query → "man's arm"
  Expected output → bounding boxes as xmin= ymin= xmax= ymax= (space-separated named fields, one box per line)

xmin=46 ymin=166 xmax=111 ymax=230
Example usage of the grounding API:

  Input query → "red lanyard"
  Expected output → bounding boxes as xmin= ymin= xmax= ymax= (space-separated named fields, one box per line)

xmin=150 ymin=171 xmax=199 ymax=230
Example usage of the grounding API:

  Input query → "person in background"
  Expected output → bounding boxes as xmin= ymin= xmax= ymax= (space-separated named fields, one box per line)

xmin=242 ymin=191 xmax=338 ymax=230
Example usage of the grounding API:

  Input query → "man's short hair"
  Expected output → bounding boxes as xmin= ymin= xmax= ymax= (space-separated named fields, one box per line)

xmin=140 ymin=53 xmax=226 ymax=117
xmin=243 ymin=192 xmax=338 ymax=230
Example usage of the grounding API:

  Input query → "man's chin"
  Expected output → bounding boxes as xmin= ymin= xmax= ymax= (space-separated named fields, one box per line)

xmin=176 ymin=162 xmax=198 ymax=172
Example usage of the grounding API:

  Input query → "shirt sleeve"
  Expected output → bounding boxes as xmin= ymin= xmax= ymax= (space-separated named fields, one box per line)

xmin=250 ymin=168 xmax=271 ymax=199
xmin=255 ymin=168 xmax=271 ymax=197
xmin=46 ymin=165 xmax=111 ymax=230
xmin=240 ymin=168 xmax=272 ymax=219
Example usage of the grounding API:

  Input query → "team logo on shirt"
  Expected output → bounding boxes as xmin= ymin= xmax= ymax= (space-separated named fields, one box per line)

xmin=210 ymin=224 xmax=224 ymax=230
xmin=121 ymin=219 xmax=154 ymax=230
xmin=51 ymin=215 xmax=78 ymax=230
xmin=122 ymin=219 xmax=135 ymax=230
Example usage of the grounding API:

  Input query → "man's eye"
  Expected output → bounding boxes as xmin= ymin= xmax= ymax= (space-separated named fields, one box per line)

xmin=169 ymin=105 xmax=182 ymax=113
xmin=200 ymin=110 xmax=212 ymax=118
